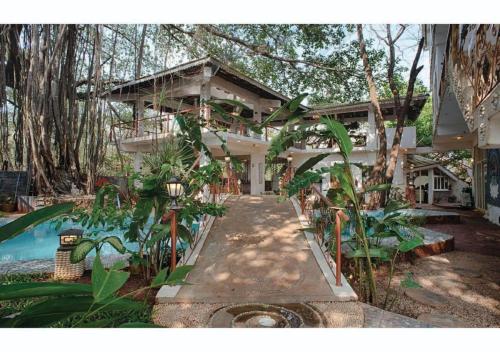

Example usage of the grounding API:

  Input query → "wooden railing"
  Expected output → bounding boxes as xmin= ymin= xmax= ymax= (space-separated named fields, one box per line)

xmin=110 ymin=112 xmax=282 ymax=145
xmin=298 ymin=185 xmax=349 ymax=287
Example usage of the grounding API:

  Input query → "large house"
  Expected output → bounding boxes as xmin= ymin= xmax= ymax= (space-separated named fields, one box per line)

xmin=105 ymin=57 xmax=427 ymax=197
xmin=424 ymin=24 xmax=500 ymax=224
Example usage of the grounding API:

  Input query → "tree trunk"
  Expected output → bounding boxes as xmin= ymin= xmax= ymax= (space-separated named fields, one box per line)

xmin=385 ymin=37 xmax=424 ymax=186
xmin=356 ymin=24 xmax=387 ymax=208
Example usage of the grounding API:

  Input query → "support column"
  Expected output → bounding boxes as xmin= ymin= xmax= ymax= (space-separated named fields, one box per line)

xmin=200 ymin=66 xmax=212 ymax=133
xmin=133 ymin=152 xmax=143 ymax=172
xmin=250 ymin=153 xmax=265 ymax=195
xmin=428 ymin=168 xmax=434 ymax=204
xmin=366 ymin=105 xmax=377 ymax=150
xmin=199 ymin=68 xmax=212 ymax=201
xmin=253 ymin=103 xmax=262 ymax=140
xmin=136 ymin=98 xmax=145 ymax=137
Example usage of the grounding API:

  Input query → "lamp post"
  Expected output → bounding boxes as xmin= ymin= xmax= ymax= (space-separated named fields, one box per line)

xmin=54 ymin=229 xmax=84 ymax=280
xmin=224 ymin=155 xmax=231 ymax=193
xmin=165 ymin=176 xmax=185 ymax=272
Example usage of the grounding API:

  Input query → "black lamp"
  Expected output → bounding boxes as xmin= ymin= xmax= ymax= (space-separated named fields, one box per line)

xmin=165 ymin=176 xmax=185 ymax=208
xmin=58 ymin=229 xmax=83 ymax=250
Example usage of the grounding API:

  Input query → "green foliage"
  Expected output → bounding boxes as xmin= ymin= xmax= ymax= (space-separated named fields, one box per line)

xmin=0 ymin=282 xmax=93 ymax=300
xmin=320 ymin=116 xmax=353 ymax=156
xmin=400 ymin=272 xmax=422 ymax=289
xmin=91 ymin=255 xmax=130 ymax=303
xmin=286 ymin=171 xmax=322 ymax=197
xmin=294 ymin=153 xmax=330 ymax=176
xmin=0 ymin=255 xmax=192 ymax=328
xmin=345 ymin=248 xmax=390 ymax=261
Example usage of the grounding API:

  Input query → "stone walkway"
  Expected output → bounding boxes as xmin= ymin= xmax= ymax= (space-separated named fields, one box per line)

xmin=361 ymin=303 xmax=433 ymax=328
xmin=172 ymin=195 xmax=337 ymax=303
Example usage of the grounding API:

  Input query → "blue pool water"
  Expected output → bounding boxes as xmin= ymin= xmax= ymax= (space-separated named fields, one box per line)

xmin=0 ymin=217 xmax=138 ymax=263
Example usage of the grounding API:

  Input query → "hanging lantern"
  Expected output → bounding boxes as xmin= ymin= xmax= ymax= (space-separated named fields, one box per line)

xmin=287 ymin=155 xmax=293 ymax=163
xmin=224 ymin=155 xmax=231 ymax=163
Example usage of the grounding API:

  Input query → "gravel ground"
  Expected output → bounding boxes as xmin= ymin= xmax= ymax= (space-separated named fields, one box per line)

xmin=373 ymin=251 xmax=500 ymax=327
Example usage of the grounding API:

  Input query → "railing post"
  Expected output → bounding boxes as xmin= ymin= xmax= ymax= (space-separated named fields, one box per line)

xmin=335 ymin=212 xmax=342 ymax=286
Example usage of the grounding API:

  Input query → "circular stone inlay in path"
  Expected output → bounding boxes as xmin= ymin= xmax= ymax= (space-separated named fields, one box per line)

xmin=417 ymin=313 xmax=467 ymax=328
xmin=209 ymin=303 xmax=323 ymax=328
xmin=404 ymin=288 xmax=448 ymax=308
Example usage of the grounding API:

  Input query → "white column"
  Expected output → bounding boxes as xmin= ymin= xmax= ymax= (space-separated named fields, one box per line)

xmin=133 ymin=152 xmax=143 ymax=172
xmin=199 ymin=71 xmax=212 ymax=201
xmin=250 ymin=153 xmax=265 ymax=195
xmin=366 ymin=104 xmax=378 ymax=150
xmin=428 ymin=168 xmax=434 ymax=204
xmin=252 ymin=103 xmax=262 ymax=140
xmin=136 ymin=98 xmax=145 ymax=137
xmin=200 ymin=67 xmax=212 ymax=133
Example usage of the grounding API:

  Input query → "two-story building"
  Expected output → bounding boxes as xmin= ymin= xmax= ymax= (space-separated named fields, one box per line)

xmin=424 ymin=24 xmax=500 ymax=223
xmin=105 ymin=57 xmax=426 ymax=197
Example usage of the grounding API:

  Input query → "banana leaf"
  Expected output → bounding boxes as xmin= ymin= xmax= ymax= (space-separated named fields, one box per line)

xmin=0 ymin=282 xmax=92 ymax=300
xmin=0 ymin=202 xmax=75 ymax=244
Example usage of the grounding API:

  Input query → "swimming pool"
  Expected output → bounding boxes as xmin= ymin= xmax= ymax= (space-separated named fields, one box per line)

xmin=0 ymin=217 xmax=138 ymax=263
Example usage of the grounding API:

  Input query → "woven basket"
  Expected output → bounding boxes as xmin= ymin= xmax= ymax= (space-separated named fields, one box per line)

xmin=54 ymin=249 xmax=84 ymax=280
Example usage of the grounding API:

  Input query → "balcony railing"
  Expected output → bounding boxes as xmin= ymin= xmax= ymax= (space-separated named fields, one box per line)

xmin=111 ymin=114 xmax=283 ymax=144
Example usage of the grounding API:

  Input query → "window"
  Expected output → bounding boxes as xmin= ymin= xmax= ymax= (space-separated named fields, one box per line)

xmin=433 ymin=169 xmax=450 ymax=191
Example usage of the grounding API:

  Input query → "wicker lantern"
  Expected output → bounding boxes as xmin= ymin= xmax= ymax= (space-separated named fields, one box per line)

xmin=54 ymin=229 xmax=84 ymax=280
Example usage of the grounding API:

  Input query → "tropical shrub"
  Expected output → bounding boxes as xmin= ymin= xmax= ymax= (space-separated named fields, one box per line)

xmin=0 ymin=257 xmax=191 ymax=327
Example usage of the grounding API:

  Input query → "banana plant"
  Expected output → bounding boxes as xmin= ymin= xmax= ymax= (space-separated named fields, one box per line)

xmin=0 ymin=202 xmax=75 ymax=244
xmin=70 ymin=235 xmax=127 ymax=264
xmin=265 ymin=111 xmax=380 ymax=301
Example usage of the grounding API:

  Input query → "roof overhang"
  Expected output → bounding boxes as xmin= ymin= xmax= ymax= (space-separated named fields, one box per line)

xmin=308 ymin=94 xmax=429 ymax=120
xmin=104 ymin=56 xmax=307 ymax=110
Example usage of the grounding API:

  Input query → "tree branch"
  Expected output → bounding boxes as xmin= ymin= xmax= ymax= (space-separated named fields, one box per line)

xmin=166 ymin=24 xmax=364 ymax=79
